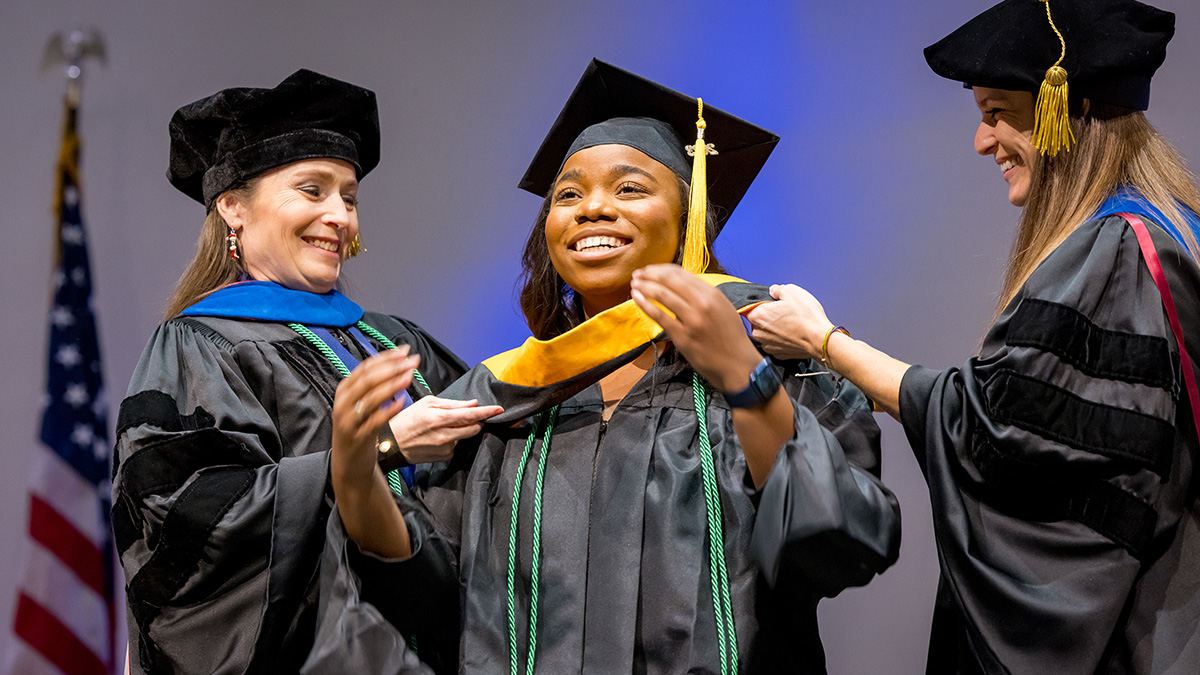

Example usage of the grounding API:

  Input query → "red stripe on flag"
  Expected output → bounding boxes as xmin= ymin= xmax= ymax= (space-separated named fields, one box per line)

xmin=28 ymin=494 xmax=106 ymax=595
xmin=13 ymin=593 xmax=108 ymax=675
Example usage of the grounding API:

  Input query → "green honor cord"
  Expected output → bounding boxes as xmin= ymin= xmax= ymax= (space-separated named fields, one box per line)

xmin=286 ymin=321 xmax=429 ymax=496
xmin=288 ymin=319 xmax=427 ymax=656
xmin=506 ymin=406 xmax=559 ymax=675
xmin=693 ymin=372 xmax=738 ymax=674
xmin=506 ymin=374 xmax=736 ymax=675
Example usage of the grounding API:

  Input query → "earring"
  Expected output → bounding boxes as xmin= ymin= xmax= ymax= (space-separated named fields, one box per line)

xmin=346 ymin=233 xmax=365 ymax=258
xmin=227 ymin=227 xmax=240 ymax=260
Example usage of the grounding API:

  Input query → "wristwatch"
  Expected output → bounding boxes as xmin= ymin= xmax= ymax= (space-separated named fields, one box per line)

xmin=722 ymin=358 xmax=782 ymax=409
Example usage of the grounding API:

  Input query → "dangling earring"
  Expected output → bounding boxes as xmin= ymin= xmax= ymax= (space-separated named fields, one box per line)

xmin=346 ymin=233 xmax=365 ymax=258
xmin=227 ymin=227 xmax=240 ymax=260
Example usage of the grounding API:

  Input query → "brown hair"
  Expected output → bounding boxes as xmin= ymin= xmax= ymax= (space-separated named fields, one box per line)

xmin=162 ymin=181 xmax=257 ymax=319
xmin=518 ymin=178 xmax=725 ymax=339
xmin=996 ymin=105 xmax=1200 ymax=318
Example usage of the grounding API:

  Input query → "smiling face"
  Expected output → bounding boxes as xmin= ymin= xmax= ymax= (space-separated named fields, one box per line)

xmin=217 ymin=158 xmax=359 ymax=293
xmin=972 ymin=86 xmax=1040 ymax=207
xmin=545 ymin=144 xmax=683 ymax=317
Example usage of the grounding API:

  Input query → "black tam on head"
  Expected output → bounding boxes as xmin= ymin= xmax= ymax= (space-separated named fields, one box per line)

xmin=924 ymin=0 xmax=1175 ymax=110
xmin=167 ymin=68 xmax=381 ymax=205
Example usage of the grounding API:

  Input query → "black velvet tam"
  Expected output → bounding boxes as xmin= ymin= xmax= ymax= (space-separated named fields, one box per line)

xmin=168 ymin=69 xmax=380 ymax=205
xmin=519 ymin=59 xmax=779 ymax=232
xmin=925 ymin=0 xmax=1175 ymax=110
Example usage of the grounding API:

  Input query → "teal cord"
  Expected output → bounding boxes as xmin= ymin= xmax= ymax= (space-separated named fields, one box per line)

xmin=504 ymin=374 xmax=736 ymax=674
xmin=287 ymin=321 xmax=426 ymax=497
xmin=288 ymin=323 xmax=351 ymax=377
xmin=355 ymin=321 xmax=431 ymax=393
xmin=693 ymin=372 xmax=738 ymax=674
xmin=506 ymin=406 xmax=559 ymax=675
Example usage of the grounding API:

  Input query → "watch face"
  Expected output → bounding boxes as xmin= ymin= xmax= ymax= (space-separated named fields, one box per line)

xmin=752 ymin=362 xmax=782 ymax=399
xmin=725 ymin=358 xmax=782 ymax=409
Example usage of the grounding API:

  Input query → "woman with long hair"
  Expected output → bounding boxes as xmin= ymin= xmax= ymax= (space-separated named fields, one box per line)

xmin=114 ymin=69 xmax=499 ymax=674
xmin=343 ymin=59 xmax=902 ymax=674
xmin=747 ymin=1 xmax=1200 ymax=672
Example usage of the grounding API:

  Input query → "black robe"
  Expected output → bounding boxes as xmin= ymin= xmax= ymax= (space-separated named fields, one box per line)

xmin=367 ymin=348 xmax=901 ymax=674
xmin=112 ymin=311 xmax=465 ymax=675
xmin=901 ymin=214 xmax=1200 ymax=674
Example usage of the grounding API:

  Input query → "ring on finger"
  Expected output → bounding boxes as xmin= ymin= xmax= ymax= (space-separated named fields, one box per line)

xmin=353 ymin=400 xmax=366 ymax=421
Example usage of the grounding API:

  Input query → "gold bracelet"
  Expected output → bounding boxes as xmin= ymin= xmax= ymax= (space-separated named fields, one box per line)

xmin=820 ymin=324 xmax=851 ymax=369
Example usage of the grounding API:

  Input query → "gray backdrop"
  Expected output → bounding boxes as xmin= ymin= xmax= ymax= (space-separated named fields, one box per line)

xmin=1 ymin=0 xmax=1197 ymax=672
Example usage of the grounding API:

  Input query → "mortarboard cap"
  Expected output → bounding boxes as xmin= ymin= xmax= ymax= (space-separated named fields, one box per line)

xmin=519 ymin=59 xmax=779 ymax=247
xmin=168 ymin=69 xmax=380 ymax=206
xmin=925 ymin=0 xmax=1175 ymax=112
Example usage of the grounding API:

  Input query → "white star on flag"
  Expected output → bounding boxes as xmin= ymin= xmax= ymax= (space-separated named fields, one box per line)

xmin=64 ymin=185 xmax=79 ymax=207
xmin=61 ymin=225 xmax=84 ymax=245
xmin=55 ymin=344 xmax=82 ymax=368
xmin=63 ymin=383 xmax=90 ymax=407
xmin=92 ymin=393 xmax=107 ymax=419
xmin=70 ymin=423 xmax=95 ymax=448
xmin=92 ymin=439 xmax=107 ymax=461
xmin=71 ymin=267 xmax=86 ymax=285
xmin=50 ymin=306 xmax=75 ymax=328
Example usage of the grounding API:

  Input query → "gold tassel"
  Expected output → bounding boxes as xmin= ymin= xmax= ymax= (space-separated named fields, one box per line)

xmin=682 ymin=98 xmax=716 ymax=274
xmin=1031 ymin=0 xmax=1074 ymax=156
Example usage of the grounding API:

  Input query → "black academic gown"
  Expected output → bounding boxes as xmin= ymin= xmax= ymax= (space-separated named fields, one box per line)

xmin=112 ymin=310 xmax=465 ymax=675
xmin=901 ymin=214 xmax=1200 ymax=675
xmin=374 ymin=348 xmax=901 ymax=674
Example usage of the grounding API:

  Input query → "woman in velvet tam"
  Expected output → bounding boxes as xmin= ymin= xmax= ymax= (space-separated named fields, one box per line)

xmin=747 ymin=1 xmax=1200 ymax=673
xmin=336 ymin=59 xmax=902 ymax=674
xmin=113 ymin=69 xmax=498 ymax=674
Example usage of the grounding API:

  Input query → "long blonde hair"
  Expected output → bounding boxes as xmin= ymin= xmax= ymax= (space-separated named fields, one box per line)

xmin=163 ymin=182 xmax=256 ymax=319
xmin=997 ymin=105 xmax=1200 ymax=317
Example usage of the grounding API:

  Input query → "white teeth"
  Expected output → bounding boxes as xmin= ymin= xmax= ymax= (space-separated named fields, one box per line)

xmin=573 ymin=235 xmax=628 ymax=252
xmin=1000 ymin=160 xmax=1015 ymax=171
xmin=304 ymin=237 xmax=339 ymax=252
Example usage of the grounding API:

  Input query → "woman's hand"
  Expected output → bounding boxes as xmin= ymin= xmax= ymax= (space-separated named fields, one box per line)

xmin=389 ymin=396 xmax=504 ymax=464
xmin=330 ymin=346 xmax=419 ymax=559
xmin=630 ymin=264 xmax=762 ymax=393
xmin=746 ymin=284 xmax=833 ymax=362
xmin=332 ymin=346 xmax=419 ymax=487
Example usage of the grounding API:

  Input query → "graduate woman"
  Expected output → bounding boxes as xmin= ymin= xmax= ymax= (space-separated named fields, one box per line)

xmin=344 ymin=60 xmax=902 ymax=674
xmin=747 ymin=1 xmax=1200 ymax=672
xmin=113 ymin=70 xmax=499 ymax=674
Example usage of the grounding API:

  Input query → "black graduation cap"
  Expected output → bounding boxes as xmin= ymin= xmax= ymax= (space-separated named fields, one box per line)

xmin=168 ymin=69 xmax=381 ymax=205
xmin=518 ymin=59 xmax=779 ymax=237
xmin=925 ymin=0 xmax=1175 ymax=111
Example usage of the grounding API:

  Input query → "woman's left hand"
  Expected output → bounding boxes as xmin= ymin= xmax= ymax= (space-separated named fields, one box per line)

xmin=631 ymin=264 xmax=762 ymax=393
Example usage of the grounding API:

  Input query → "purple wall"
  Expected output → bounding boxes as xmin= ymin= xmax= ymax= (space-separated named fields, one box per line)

xmin=2 ymin=1 xmax=1197 ymax=671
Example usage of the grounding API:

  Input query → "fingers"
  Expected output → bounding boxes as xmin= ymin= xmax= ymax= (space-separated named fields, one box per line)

xmin=632 ymin=287 xmax=683 ymax=336
xmin=335 ymin=349 xmax=420 ymax=437
xmin=438 ymin=404 xmax=505 ymax=427
xmin=630 ymin=277 xmax=689 ymax=322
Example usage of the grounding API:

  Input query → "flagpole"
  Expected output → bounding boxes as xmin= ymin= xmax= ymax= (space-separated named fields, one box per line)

xmin=4 ymin=26 xmax=119 ymax=675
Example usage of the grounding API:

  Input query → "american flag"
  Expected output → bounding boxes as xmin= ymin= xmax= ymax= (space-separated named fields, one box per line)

xmin=4 ymin=99 xmax=118 ymax=674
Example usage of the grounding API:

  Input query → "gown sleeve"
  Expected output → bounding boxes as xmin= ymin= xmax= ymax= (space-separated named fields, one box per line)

xmin=749 ymin=358 xmax=903 ymax=597
xmin=114 ymin=314 xmax=468 ymax=675
xmin=899 ymin=215 xmax=1200 ymax=674
xmin=113 ymin=319 xmax=332 ymax=674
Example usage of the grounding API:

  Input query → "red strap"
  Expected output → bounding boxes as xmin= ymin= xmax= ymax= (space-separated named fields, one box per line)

xmin=1117 ymin=212 xmax=1200 ymax=450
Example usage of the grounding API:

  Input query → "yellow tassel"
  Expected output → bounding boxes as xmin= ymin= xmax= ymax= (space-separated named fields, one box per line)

xmin=1032 ymin=66 xmax=1072 ymax=156
xmin=1031 ymin=0 xmax=1074 ymax=157
xmin=681 ymin=98 xmax=716 ymax=274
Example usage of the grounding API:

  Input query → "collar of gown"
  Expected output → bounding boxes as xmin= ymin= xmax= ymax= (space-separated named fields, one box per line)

xmin=1094 ymin=186 xmax=1200 ymax=251
xmin=178 ymin=280 xmax=365 ymax=327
